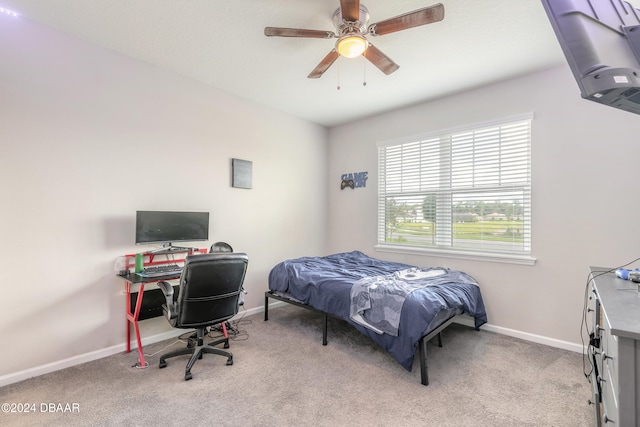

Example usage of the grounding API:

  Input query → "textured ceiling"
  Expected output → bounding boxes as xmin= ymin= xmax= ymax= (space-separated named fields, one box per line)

xmin=2 ymin=0 xmax=575 ymax=127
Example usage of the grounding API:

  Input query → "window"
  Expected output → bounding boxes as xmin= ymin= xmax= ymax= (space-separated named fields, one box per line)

xmin=377 ymin=114 xmax=533 ymax=264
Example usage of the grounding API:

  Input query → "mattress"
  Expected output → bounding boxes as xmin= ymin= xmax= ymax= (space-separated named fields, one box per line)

xmin=268 ymin=251 xmax=487 ymax=370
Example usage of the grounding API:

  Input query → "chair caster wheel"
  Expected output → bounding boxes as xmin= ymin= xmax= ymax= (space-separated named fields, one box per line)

xmin=185 ymin=372 xmax=192 ymax=381
xmin=159 ymin=360 xmax=167 ymax=369
xmin=224 ymin=342 xmax=230 ymax=349
xmin=226 ymin=357 xmax=233 ymax=366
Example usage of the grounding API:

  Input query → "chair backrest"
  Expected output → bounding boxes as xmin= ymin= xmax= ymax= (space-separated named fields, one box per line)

xmin=174 ymin=252 xmax=248 ymax=328
xmin=210 ymin=241 xmax=233 ymax=253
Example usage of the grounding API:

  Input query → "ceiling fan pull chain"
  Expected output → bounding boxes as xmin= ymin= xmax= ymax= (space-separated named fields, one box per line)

xmin=363 ymin=58 xmax=367 ymax=87
xmin=337 ymin=60 xmax=341 ymax=90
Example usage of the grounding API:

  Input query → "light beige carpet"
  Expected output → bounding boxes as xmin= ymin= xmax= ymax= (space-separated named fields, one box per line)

xmin=0 ymin=304 xmax=593 ymax=426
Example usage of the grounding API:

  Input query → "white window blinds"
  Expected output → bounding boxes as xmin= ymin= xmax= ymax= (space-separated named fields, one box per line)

xmin=377 ymin=115 xmax=532 ymax=256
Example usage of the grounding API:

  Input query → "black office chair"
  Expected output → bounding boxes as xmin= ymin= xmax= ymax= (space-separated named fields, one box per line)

xmin=209 ymin=241 xmax=246 ymax=306
xmin=157 ymin=252 xmax=249 ymax=380
xmin=210 ymin=241 xmax=233 ymax=253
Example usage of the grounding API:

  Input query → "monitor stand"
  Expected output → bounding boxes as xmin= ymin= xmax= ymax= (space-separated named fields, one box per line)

xmin=147 ymin=243 xmax=196 ymax=254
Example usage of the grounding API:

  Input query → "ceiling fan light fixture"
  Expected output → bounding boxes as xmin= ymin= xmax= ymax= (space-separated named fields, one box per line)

xmin=336 ymin=34 xmax=368 ymax=58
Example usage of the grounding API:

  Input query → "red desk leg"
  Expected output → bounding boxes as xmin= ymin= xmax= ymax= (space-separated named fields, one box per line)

xmin=125 ymin=281 xmax=147 ymax=367
xmin=222 ymin=321 xmax=228 ymax=339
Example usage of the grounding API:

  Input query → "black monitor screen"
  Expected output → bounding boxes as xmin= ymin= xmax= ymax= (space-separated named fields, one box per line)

xmin=135 ymin=211 xmax=209 ymax=245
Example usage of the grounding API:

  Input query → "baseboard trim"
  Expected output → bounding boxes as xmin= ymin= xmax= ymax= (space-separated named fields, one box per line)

xmin=0 ymin=304 xmax=580 ymax=388
xmin=454 ymin=317 xmax=584 ymax=353
xmin=0 ymin=305 xmax=264 ymax=388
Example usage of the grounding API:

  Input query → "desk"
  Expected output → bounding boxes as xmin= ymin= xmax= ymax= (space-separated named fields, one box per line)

xmin=117 ymin=248 xmax=206 ymax=367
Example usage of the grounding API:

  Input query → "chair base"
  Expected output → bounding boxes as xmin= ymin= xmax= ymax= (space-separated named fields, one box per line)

xmin=159 ymin=327 xmax=233 ymax=381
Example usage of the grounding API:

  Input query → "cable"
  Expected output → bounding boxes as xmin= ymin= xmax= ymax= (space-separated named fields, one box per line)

xmin=139 ymin=330 xmax=194 ymax=364
xmin=581 ymin=271 xmax=595 ymax=380
xmin=132 ymin=361 xmax=149 ymax=369
xmin=135 ymin=305 xmax=249 ymax=369
xmin=143 ymin=337 xmax=189 ymax=358
xmin=207 ymin=306 xmax=251 ymax=342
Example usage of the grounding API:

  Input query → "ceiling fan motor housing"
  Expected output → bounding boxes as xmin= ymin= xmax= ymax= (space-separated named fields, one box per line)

xmin=333 ymin=4 xmax=370 ymax=36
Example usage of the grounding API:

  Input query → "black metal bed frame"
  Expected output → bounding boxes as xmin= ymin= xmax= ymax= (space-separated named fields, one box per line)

xmin=264 ymin=290 xmax=459 ymax=386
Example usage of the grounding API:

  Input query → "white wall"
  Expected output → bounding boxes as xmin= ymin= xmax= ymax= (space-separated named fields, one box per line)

xmin=327 ymin=65 xmax=640 ymax=347
xmin=5 ymin=8 xmax=640 ymax=386
xmin=0 ymin=15 xmax=327 ymax=380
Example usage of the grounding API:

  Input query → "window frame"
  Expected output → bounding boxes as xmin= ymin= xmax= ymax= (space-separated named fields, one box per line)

xmin=375 ymin=113 xmax=536 ymax=266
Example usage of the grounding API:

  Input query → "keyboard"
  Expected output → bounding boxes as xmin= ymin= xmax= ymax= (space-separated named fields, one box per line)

xmin=139 ymin=264 xmax=182 ymax=277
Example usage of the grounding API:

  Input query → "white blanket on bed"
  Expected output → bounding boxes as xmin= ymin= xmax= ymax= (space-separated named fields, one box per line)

xmin=349 ymin=267 xmax=477 ymax=336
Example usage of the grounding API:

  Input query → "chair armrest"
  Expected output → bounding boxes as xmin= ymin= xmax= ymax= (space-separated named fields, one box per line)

xmin=157 ymin=281 xmax=177 ymax=320
xmin=157 ymin=280 xmax=174 ymax=297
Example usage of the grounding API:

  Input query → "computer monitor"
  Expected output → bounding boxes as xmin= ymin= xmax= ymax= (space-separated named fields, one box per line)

xmin=135 ymin=211 xmax=209 ymax=247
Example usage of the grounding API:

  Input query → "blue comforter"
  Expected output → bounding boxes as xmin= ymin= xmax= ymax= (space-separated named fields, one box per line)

xmin=268 ymin=251 xmax=487 ymax=371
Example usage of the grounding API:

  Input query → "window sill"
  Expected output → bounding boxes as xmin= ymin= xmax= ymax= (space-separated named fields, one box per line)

xmin=374 ymin=244 xmax=537 ymax=266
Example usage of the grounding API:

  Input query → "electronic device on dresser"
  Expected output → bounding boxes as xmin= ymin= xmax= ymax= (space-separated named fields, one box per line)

xmin=135 ymin=210 xmax=209 ymax=250
xmin=541 ymin=0 xmax=640 ymax=116
xmin=588 ymin=267 xmax=640 ymax=426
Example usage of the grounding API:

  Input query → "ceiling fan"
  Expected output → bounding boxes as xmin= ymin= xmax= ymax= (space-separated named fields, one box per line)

xmin=264 ymin=1 xmax=445 ymax=79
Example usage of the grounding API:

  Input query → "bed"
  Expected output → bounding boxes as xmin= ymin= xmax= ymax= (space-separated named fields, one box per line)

xmin=264 ymin=251 xmax=487 ymax=386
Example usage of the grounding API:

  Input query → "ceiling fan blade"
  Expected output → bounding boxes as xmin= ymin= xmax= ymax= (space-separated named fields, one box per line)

xmin=265 ymin=27 xmax=335 ymax=39
xmin=308 ymin=50 xmax=340 ymax=79
xmin=363 ymin=44 xmax=399 ymax=75
xmin=340 ymin=0 xmax=360 ymax=22
xmin=368 ymin=3 xmax=445 ymax=36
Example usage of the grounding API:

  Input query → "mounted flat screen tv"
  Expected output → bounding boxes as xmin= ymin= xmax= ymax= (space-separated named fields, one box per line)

xmin=541 ymin=0 xmax=640 ymax=114
xmin=135 ymin=211 xmax=209 ymax=246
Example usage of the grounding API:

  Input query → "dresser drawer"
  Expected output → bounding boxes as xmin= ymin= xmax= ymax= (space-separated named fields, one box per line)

xmin=590 ymin=367 xmax=602 ymax=426
xmin=600 ymin=315 xmax=619 ymax=426
xmin=600 ymin=366 xmax=618 ymax=425
xmin=601 ymin=313 xmax=619 ymax=397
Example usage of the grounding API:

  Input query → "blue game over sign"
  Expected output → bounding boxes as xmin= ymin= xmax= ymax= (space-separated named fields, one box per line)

xmin=340 ymin=171 xmax=368 ymax=190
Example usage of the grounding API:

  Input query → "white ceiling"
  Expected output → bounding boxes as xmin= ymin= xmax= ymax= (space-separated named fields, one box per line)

xmin=3 ymin=0 xmax=572 ymax=127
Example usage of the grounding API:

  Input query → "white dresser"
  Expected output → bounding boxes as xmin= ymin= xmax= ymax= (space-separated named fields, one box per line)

xmin=589 ymin=267 xmax=640 ymax=426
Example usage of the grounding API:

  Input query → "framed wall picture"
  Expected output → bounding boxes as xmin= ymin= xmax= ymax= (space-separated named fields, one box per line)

xmin=232 ymin=158 xmax=252 ymax=189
